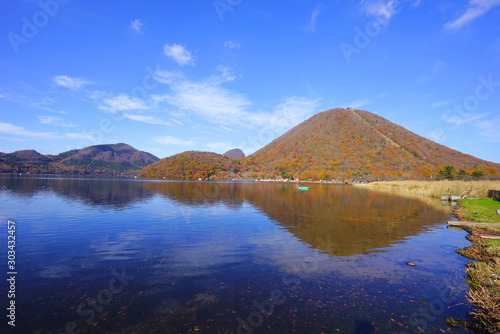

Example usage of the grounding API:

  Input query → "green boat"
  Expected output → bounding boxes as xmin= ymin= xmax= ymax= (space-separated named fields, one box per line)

xmin=298 ymin=186 xmax=309 ymax=190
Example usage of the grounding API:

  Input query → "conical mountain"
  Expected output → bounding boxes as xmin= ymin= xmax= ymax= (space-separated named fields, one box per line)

xmin=251 ymin=108 xmax=499 ymax=180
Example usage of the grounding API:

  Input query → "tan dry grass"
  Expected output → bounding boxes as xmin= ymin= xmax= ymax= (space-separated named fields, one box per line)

xmin=466 ymin=261 xmax=500 ymax=333
xmin=357 ymin=180 xmax=500 ymax=199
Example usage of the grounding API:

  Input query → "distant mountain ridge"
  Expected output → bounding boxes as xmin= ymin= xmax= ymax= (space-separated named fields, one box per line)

xmin=0 ymin=143 xmax=159 ymax=175
xmin=139 ymin=151 xmax=239 ymax=179
xmin=3 ymin=108 xmax=499 ymax=180
xmin=223 ymin=148 xmax=245 ymax=159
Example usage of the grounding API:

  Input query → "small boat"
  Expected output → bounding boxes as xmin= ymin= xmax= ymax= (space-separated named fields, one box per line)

xmin=298 ymin=186 xmax=309 ymax=190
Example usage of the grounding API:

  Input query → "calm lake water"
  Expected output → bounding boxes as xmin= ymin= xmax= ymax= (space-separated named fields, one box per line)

xmin=0 ymin=175 xmax=472 ymax=333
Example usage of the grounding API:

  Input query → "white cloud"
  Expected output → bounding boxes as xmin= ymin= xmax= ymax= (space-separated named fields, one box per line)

xmin=411 ymin=0 xmax=421 ymax=7
xmin=417 ymin=61 xmax=447 ymax=84
xmin=268 ymin=97 xmax=321 ymax=129
xmin=441 ymin=110 xmax=488 ymax=127
xmin=98 ymin=94 xmax=149 ymax=113
xmin=445 ymin=0 xmax=500 ymax=30
xmin=149 ymin=67 xmax=322 ymax=132
xmin=130 ymin=19 xmax=144 ymax=34
xmin=53 ymin=75 xmax=92 ymax=90
xmin=342 ymin=98 xmax=370 ymax=109
xmin=431 ymin=100 xmax=453 ymax=108
xmin=205 ymin=142 xmax=233 ymax=152
xmin=361 ymin=0 xmax=398 ymax=25
xmin=0 ymin=122 xmax=56 ymax=138
xmin=152 ymin=68 xmax=251 ymax=126
xmin=153 ymin=69 xmax=183 ymax=84
xmin=426 ymin=129 xmax=448 ymax=143
xmin=154 ymin=135 xmax=194 ymax=147
xmin=304 ymin=3 xmax=323 ymax=33
xmin=224 ymin=40 xmax=240 ymax=49
xmin=168 ymin=82 xmax=250 ymax=125
xmin=123 ymin=113 xmax=170 ymax=126
xmin=64 ymin=133 xmax=97 ymax=141
xmin=213 ymin=66 xmax=236 ymax=83
xmin=38 ymin=115 xmax=76 ymax=127
xmin=164 ymin=44 xmax=194 ymax=66
xmin=473 ymin=117 xmax=500 ymax=142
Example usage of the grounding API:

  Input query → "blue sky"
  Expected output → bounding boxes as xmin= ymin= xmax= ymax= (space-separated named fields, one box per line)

xmin=1 ymin=0 xmax=499 ymax=163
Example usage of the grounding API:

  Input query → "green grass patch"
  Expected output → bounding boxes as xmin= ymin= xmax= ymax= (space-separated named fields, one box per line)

xmin=483 ymin=239 xmax=500 ymax=248
xmin=459 ymin=198 xmax=500 ymax=223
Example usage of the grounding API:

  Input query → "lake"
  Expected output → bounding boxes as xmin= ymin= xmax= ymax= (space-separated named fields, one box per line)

xmin=0 ymin=175 xmax=472 ymax=333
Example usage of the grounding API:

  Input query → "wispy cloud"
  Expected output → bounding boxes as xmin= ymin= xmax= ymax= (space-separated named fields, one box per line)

xmin=268 ymin=97 xmax=321 ymax=130
xmin=361 ymin=0 xmax=398 ymax=25
xmin=53 ymin=75 xmax=92 ymax=90
xmin=164 ymin=44 xmax=195 ymax=66
xmin=124 ymin=113 xmax=170 ymax=126
xmin=151 ymin=66 xmax=324 ymax=133
xmin=304 ymin=3 xmax=323 ymax=33
xmin=0 ymin=122 xmax=56 ymax=138
xmin=417 ymin=61 xmax=447 ymax=84
xmin=342 ymin=98 xmax=370 ymax=109
xmin=0 ymin=121 xmax=109 ymax=142
xmin=426 ymin=129 xmax=447 ymax=143
xmin=205 ymin=142 xmax=233 ymax=152
xmin=445 ymin=0 xmax=500 ymax=30
xmin=411 ymin=0 xmax=421 ymax=7
xmin=152 ymin=68 xmax=251 ymax=126
xmin=431 ymin=100 xmax=453 ymax=108
xmin=130 ymin=19 xmax=144 ymax=34
xmin=224 ymin=40 xmax=240 ymax=49
xmin=154 ymin=135 xmax=194 ymax=146
xmin=473 ymin=117 xmax=500 ymax=142
xmin=64 ymin=133 xmax=97 ymax=141
xmin=98 ymin=94 xmax=149 ymax=113
xmin=441 ymin=110 xmax=488 ymax=127
xmin=38 ymin=115 xmax=76 ymax=127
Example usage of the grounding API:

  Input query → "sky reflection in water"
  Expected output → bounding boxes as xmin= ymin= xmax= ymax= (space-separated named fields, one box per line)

xmin=0 ymin=176 xmax=471 ymax=333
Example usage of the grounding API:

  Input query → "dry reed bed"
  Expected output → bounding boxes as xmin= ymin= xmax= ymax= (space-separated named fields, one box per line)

xmin=358 ymin=180 xmax=500 ymax=199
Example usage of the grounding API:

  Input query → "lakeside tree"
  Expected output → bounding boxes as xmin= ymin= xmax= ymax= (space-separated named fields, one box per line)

xmin=439 ymin=165 xmax=456 ymax=179
xmin=471 ymin=168 xmax=484 ymax=178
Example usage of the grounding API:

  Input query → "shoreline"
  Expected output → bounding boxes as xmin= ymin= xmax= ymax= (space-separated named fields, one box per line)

xmin=446 ymin=200 xmax=500 ymax=332
xmin=353 ymin=180 xmax=500 ymax=199
xmin=355 ymin=180 xmax=500 ymax=332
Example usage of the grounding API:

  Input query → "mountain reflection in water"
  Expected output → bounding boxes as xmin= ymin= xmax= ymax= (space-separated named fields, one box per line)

xmin=2 ymin=176 xmax=451 ymax=257
xmin=0 ymin=176 xmax=469 ymax=334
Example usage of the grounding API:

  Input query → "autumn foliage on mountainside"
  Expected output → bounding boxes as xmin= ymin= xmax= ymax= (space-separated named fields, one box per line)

xmin=138 ymin=109 xmax=499 ymax=181
xmin=5 ymin=109 xmax=498 ymax=181
xmin=138 ymin=151 xmax=243 ymax=180
xmin=249 ymin=108 xmax=500 ymax=180
xmin=0 ymin=143 xmax=159 ymax=175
